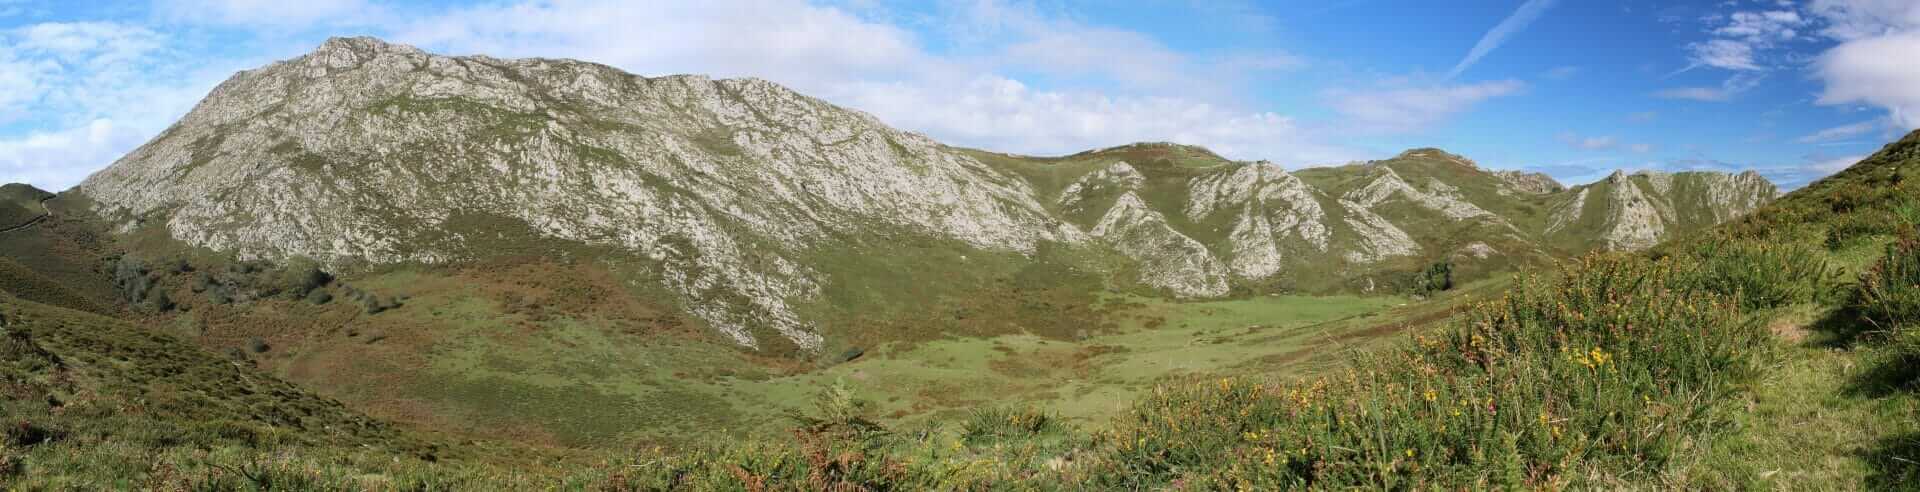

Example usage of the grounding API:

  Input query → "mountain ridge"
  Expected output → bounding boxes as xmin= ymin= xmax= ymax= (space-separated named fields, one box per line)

xmin=68 ymin=36 xmax=1778 ymax=350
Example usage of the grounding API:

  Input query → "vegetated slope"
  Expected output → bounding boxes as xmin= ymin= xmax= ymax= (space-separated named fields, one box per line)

xmin=7 ymin=90 xmax=1908 ymax=492
xmin=0 ymin=290 xmax=444 ymax=487
xmin=75 ymin=36 xmax=1776 ymax=352
xmin=0 ymin=183 xmax=52 ymax=229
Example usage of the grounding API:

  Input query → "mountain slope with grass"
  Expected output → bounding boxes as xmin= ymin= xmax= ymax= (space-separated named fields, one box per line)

xmin=69 ymin=37 xmax=1776 ymax=352
xmin=3 ymin=34 xmax=1914 ymax=488
xmin=0 ymin=184 xmax=52 ymax=230
xmin=7 ymin=133 xmax=1901 ymax=489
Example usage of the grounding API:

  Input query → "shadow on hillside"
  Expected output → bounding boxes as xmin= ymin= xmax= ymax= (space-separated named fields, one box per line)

xmin=1799 ymin=306 xmax=1920 ymax=398
xmin=1863 ymin=432 xmax=1920 ymax=491
xmin=1808 ymin=305 xmax=1874 ymax=350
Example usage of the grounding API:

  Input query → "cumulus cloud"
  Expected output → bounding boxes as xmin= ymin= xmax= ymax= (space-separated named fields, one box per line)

xmin=1683 ymin=39 xmax=1763 ymax=71
xmin=1808 ymin=0 xmax=1920 ymax=41
xmin=1672 ymin=8 xmax=1806 ymax=79
xmin=1813 ymin=31 xmax=1920 ymax=128
xmin=843 ymin=76 xmax=1361 ymax=164
xmin=0 ymin=21 xmax=243 ymax=189
xmin=0 ymin=0 xmax=1396 ymax=188
xmin=387 ymin=0 xmax=1354 ymax=164
xmin=1804 ymin=1 xmax=1920 ymax=129
xmin=1324 ymin=80 xmax=1526 ymax=134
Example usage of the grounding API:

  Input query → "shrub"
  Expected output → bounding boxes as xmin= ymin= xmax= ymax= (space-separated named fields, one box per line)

xmin=961 ymin=407 xmax=1058 ymax=444
xmin=1680 ymin=239 xmax=1831 ymax=310
xmin=276 ymin=259 xmax=332 ymax=298
xmin=1857 ymin=234 xmax=1920 ymax=333
xmin=363 ymin=295 xmax=400 ymax=315
xmin=305 ymin=289 xmax=333 ymax=305
xmin=1080 ymin=253 xmax=1763 ymax=489
xmin=1417 ymin=261 xmax=1453 ymax=295
xmin=245 ymin=337 xmax=270 ymax=354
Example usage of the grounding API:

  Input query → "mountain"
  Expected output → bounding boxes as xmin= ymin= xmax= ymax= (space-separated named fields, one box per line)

xmin=71 ymin=37 xmax=1776 ymax=351
xmin=0 ymin=183 xmax=53 ymax=230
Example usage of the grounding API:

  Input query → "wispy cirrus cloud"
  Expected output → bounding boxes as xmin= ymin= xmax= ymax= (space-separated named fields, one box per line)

xmin=1794 ymin=119 xmax=1880 ymax=143
xmin=1556 ymin=132 xmax=1617 ymax=150
xmin=1325 ymin=79 xmax=1526 ymax=134
xmin=1447 ymin=0 xmax=1560 ymax=79
xmin=1655 ymin=73 xmax=1763 ymax=102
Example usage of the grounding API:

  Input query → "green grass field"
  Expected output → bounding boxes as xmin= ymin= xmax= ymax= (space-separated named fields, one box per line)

xmin=255 ymin=269 xmax=1436 ymax=448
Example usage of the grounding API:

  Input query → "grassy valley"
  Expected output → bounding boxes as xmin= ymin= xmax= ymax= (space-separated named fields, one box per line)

xmin=4 ymin=35 xmax=1915 ymax=491
xmin=8 ymin=129 xmax=1915 ymax=489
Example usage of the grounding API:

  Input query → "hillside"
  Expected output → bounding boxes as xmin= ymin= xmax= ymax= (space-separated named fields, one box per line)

xmin=0 ymin=34 xmax=1911 ymax=489
xmin=74 ymin=37 xmax=1775 ymax=354
xmin=0 ymin=184 xmax=52 ymax=231
xmin=0 ymin=288 xmax=451 ymax=487
xmin=4 ymin=130 xmax=1908 ymax=490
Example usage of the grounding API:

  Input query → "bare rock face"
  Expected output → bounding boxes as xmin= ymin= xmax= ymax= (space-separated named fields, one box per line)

xmin=1090 ymin=192 xmax=1229 ymax=297
xmin=1546 ymin=169 xmax=1777 ymax=251
xmin=1492 ymin=170 xmax=1565 ymax=194
xmin=75 ymin=37 xmax=1782 ymax=349
xmin=79 ymin=37 xmax=1071 ymax=350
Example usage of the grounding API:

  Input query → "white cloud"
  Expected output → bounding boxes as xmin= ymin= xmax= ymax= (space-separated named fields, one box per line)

xmin=1448 ymin=0 xmax=1560 ymax=79
xmin=1670 ymin=7 xmax=1808 ymax=86
xmin=1557 ymin=132 xmax=1618 ymax=150
xmin=1683 ymin=39 xmax=1762 ymax=71
xmin=395 ymin=0 xmax=929 ymax=93
xmin=1 ymin=0 xmax=1378 ymax=188
xmin=1808 ymin=0 xmax=1920 ymax=41
xmin=1808 ymin=2 xmax=1920 ymax=129
xmin=1810 ymin=154 xmax=1868 ymax=172
xmin=1001 ymin=28 xmax=1190 ymax=88
xmin=1713 ymin=10 xmax=1804 ymax=42
xmin=1325 ymin=80 xmax=1525 ymax=134
xmin=152 ymin=0 xmax=384 ymax=27
xmin=386 ymin=0 xmax=1352 ymax=163
xmin=0 ymin=21 xmax=251 ymax=189
xmin=843 ymin=76 xmax=1361 ymax=165
xmin=1655 ymin=73 xmax=1763 ymax=102
xmin=1794 ymin=119 xmax=1880 ymax=143
xmin=1629 ymin=143 xmax=1654 ymax=153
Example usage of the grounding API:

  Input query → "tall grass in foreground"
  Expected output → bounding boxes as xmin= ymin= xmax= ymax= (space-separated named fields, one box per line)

xmin=1074 ymin=253 xmax=1788 ymax=489
xmin=1852 ymin=234 xmax=1920 ymax=394
xmin=0 ymin=248 xmax=1835 ymax=490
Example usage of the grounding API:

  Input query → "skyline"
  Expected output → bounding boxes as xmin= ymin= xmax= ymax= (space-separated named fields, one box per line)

xmin=2 ymin=0 xmax=1917 ymax=191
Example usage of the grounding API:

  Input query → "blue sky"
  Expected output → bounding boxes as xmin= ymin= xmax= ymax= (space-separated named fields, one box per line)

xmin=3 ymin=0 xmax=1918 ymax=190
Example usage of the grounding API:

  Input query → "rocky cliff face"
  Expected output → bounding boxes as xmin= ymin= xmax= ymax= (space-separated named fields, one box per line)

xmin=1544 ymin=170 xmax=1776 ymax=251
xmin=79 ymin=37 xmax=1072 ymax=350
xmin=76 ymin=37 xmax=1778 ymax=350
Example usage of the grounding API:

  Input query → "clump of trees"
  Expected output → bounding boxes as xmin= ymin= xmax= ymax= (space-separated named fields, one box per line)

xmin=110 ymin=256 xmax=172 ymax=312
xmin=110 ymin=255 xmax=403 ymax=314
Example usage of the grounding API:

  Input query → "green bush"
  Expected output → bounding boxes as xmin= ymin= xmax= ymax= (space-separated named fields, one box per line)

xmin=1680 ymin=239 xmax=1831 ymax=310
xmin=960 ymin=407 xmax=1059 ymax=444
xmin=1858 ymin=235 xmax=1920 ymax=333
xmin=1079 ymin=253 xmax=1763 ymax=489
xmin=1416 ymin=261 xmax=1453 ymax=296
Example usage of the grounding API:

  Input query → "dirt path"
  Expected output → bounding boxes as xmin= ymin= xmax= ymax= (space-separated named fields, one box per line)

xmin=0 ymin=196 xmax=54 ymax=234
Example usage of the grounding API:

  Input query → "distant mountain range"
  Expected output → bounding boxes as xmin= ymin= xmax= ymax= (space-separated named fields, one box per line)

xmin=58 ymin=37 xmax=1776 ymax=351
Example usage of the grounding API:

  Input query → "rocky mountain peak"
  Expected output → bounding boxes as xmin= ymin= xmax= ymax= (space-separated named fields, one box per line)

xmin=69 ymin=36 xmax=1786 ymax=352
xmin=1393 ymin=148 xmax=1478 ymax=169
